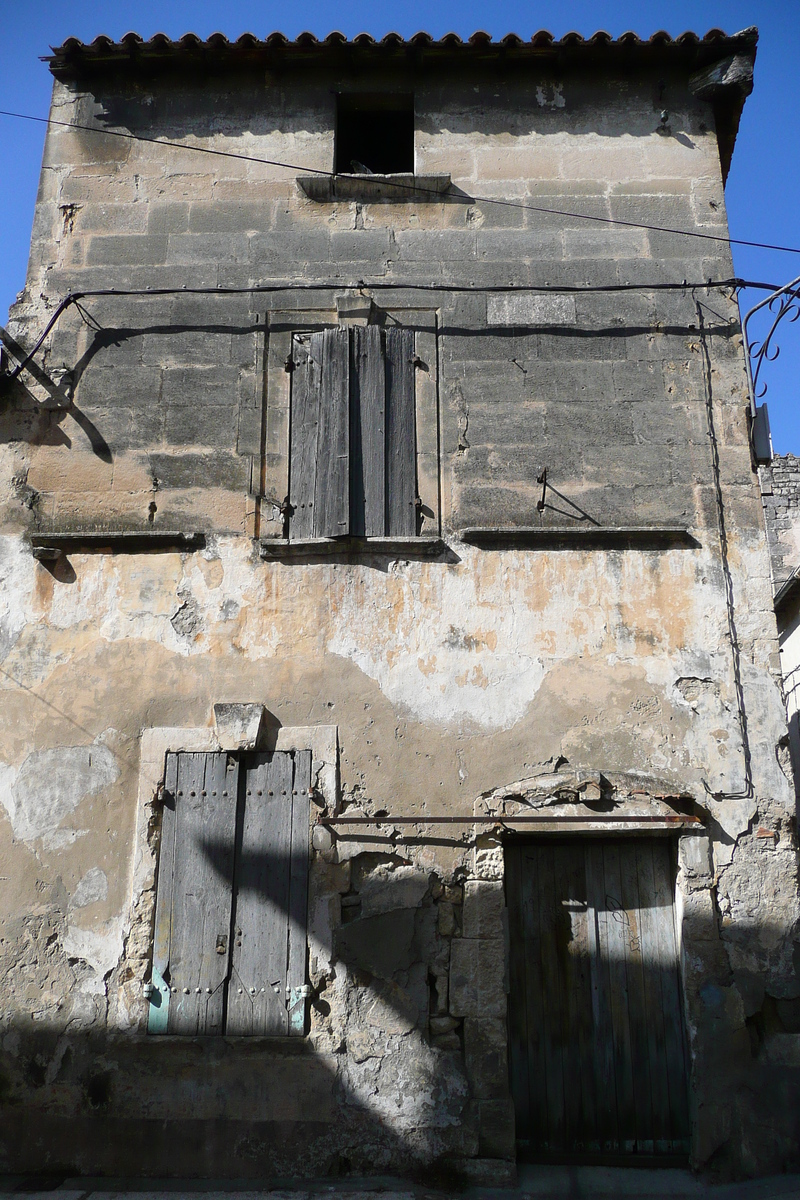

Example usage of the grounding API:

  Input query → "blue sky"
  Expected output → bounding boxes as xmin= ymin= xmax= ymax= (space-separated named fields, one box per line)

xmin=2 ymin=2 xmax=799 ymax=450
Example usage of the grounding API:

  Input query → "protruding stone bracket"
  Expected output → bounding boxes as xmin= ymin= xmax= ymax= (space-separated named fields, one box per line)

xmin=212 ymin=702 xmax=267 ymax=751
xmin=336 ymin=292 xmax=375 ymax=326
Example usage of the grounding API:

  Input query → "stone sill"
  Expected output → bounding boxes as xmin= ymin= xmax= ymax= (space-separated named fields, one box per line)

xmin=30 ymin=530 xmax=206 ymax=556
xmin=297 ymin=173 xmax=452 ymax=202
xmin=260 ymin=536 xmax=446 ymax=558
xmin=459 ymin=526 xmax=699 ymax=550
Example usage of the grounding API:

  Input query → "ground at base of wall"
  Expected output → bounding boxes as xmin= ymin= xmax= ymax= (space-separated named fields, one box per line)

xmin=3 ymin=1170 xmax=800 ymax=1200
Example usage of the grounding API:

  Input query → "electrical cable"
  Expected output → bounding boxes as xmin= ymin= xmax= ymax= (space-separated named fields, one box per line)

xmin=695 ymin=293 xmax=753 ymax=800
xmin=5 ymin=277 xmax=779 ymax=382
xmin=4 ymin=276 xmax=782 ymax=379
xmin=2 ymin=106 xmax=800 ymax=257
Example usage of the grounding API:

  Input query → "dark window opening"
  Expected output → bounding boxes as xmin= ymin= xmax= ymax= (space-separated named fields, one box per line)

xmin=335 ymin=93 xmax=414 ymax=176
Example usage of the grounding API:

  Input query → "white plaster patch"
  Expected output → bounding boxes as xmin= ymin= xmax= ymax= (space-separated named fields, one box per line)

xmin=705 ymin=797 xmax=758 ymax=870
xmin=328 ymin=564 xmax=545 ymax=729
xmin=71 ymin=867 xmax=109 ymax=908
xmin=0 ymin=535 xmax=36 ymax=663
xmin=61 ymin=920 xmax=123 ymax=995
xmin=344 ymin=1030 xmax=468 ymax=1130
xmin=44 ymin=828 xmax=89 ymax=851
xmin=487 ymin=293 xmax=575 ymax=326
xmin=0 ymin=741 xmax=119 ymax=845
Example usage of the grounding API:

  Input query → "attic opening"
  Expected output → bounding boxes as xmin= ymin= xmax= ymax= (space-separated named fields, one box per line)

xmin=335 ymin=93 xmax=414 ymax=175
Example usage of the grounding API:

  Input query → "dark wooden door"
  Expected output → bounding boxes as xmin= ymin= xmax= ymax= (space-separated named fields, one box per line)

xmin=506 ymin=838 xmax=690 ymax=1162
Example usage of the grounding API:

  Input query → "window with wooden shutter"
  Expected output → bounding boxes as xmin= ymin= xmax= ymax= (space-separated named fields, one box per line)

xmin=149 ymin=749 xmax=311 ymax=1036
xmin=288 ymin=326 xmax=417 ymax=540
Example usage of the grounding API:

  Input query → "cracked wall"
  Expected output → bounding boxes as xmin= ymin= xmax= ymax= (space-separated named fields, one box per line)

xmin=0 ymin=42 xmax=798 ymax=1183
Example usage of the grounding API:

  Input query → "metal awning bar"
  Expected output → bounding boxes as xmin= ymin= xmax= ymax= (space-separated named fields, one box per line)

xmin=319 ymin=813 xmax=700 ymax=826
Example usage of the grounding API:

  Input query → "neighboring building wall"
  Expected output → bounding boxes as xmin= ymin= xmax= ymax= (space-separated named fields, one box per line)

xmin=760 ymin=453 xmax=800 ymax=587
xmin=0 ymin=30 xmax=799 ymax=1181
xmin=761 ymin=454 xmax=800 ymax=785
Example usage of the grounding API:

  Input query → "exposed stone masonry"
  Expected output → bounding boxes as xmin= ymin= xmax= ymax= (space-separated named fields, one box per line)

xmin=760 ymin=454 xmax=800 ymax=589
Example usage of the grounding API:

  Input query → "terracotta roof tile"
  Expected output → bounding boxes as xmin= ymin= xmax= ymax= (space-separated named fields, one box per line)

xmin=45 ymin=27 xmax=758 ymax=75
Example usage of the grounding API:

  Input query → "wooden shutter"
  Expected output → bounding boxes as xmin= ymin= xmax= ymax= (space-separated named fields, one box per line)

xmin=226 ymin=750 xmax=310 ymax=1036
xmin=288 ymin=333 xmax=321 ymax=540
xmin=350 ymin=326 xmax=386 ymax=537
xmin=289 ymin=325 xmax=416 ymax=541
xmin=289 ymin=328 xmax=349 ymax=539
xmin=506 ymin=838 xmax=690 ymax=1161
xmin=151 ymin=752 xmax=239 ymax=1035
xmin=385 ymin=327 xmax=417 ymax=536
xmin=315 ymin=327 xmax=350 ymax=537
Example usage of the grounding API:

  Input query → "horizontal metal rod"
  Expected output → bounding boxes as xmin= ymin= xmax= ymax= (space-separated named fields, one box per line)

xmin=320 ymin=813 xmax=699 ymax=826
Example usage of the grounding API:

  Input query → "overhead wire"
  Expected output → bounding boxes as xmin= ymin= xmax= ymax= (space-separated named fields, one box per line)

xmin=0 ymin=108 xmax=790 ymax=381
xmin=3 ymin=277 xmax=781 ymax=383
xmin=2 ymin=106 xmax=800 ymax=257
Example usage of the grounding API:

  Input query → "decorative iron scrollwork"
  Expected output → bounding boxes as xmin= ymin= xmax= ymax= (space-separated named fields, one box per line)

xmin=743 ymin=274 xmax=800 ymax=404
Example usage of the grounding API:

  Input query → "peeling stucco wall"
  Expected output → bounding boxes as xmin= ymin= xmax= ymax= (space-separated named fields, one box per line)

xmin=0 ymin=41 xmax=798 ymax=1183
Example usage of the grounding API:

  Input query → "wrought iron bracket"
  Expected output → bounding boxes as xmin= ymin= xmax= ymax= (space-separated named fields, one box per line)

xmin=742 ymin=274 xmax=800 ymax=462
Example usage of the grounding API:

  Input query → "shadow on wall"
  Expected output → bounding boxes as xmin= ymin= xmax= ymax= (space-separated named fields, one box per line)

xmin=0 ymin=835 xmax=476 ymax=1183
xmin=83 ymin=80 xmax=705 ymax=146
xmin=2 ymin=833 xmax=800 ymax=1182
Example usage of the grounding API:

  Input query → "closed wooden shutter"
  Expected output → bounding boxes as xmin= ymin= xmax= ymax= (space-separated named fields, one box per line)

xmin=288 ymin=333 xmax=322 ymax=540
xmin=385 ymin=327 xmax=416 ymax=536
xmin=288 ymin=325 xmax=416 ymax=540
xmin=506 ymin=838 xmax=690 ymax=1162
xmin=289 ymin=328 xmax=349 ymax=539
xmin=350 ymin=325 xmax=386 ymax=537
xmin=152 ymin=752 xmax=239 ymax=1035
xmin=150 ymin=750 xmax=311 ymax=1037
xmin=226 ymin=750 xmax=311 ymax=1036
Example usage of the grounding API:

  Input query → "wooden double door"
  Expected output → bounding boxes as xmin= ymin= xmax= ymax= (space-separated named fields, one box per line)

xmin=506 ymin=838 xmax=690 ymax=1163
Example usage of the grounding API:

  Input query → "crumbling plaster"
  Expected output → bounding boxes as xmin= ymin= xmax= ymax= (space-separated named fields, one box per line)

xmin=0 ymin=47 xmax=798 ymax=1181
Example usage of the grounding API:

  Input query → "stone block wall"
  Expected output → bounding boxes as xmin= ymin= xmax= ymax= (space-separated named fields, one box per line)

xmin=760 ymin=454 xmax=800 ymax=589
xmin=0 ymin=37 xmax=798 ymax=1183
xmin=3 ymin=63 xmax=750 ymax=543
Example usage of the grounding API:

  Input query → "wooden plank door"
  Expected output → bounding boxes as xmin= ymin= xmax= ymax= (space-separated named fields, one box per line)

xmin=506 ymin=838 xmax=690 ymax=1163
xmin=151 ymin=750 xmax=310 ymax=1037
xmin=226 ymin=750 xmax=311 ymax=1036
xmin=152 ymin=752 xmax=240 ymax=1035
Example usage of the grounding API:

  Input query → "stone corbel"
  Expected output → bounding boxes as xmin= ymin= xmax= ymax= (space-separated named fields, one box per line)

xmin=336 ymin=291 xmax=375 ymax=326
xmin=212 ymin=702 xmax=267 ymax=750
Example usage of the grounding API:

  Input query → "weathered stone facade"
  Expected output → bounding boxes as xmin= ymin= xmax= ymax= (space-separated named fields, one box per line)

xmin=1 ymin=26 xmax=799 ymax=1183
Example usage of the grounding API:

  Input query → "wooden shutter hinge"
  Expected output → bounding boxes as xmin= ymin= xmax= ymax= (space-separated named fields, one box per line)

xmin=287 ymin=983 xmax=312 ymax=1006
xmin=537 ymin=467 xmax=548 ymax=512
xmin=284 ymin=354 xmax=296 ymax=373
xmin=278 ymin=495 xmax=293 ymax=538
xmin=412 ymin=354 xmax=428 ymax=371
